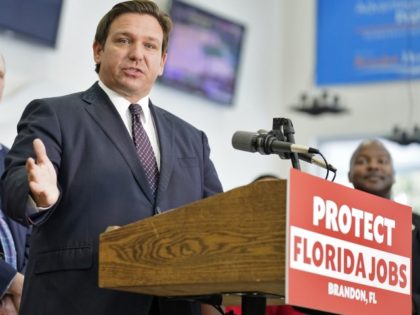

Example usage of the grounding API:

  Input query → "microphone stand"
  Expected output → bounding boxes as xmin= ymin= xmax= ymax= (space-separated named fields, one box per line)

xmin=272 ymin=118 xmax=301 ymax=170
xmin=239 ymin=118 xmax=300 ymax=315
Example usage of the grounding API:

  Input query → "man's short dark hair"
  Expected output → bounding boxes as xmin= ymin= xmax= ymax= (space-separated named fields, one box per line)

xmin=94 ymin=0 xmax=172 ymax=73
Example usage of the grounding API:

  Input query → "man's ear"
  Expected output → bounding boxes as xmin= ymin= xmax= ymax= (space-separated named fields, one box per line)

xmin=348 ymin=171 xmax=352 ymax=183
xmin=93 ymin=41 xmax=103 ymax=64
xmin=158 ymin=52 xmax=168 ymax=76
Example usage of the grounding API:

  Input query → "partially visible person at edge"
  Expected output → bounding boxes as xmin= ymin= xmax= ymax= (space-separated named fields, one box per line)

xmin=348 ymin=139 xmax=420 ymax=315
xmin=0 ymin=1 xmax=222 ymax=315
xmin=0 ymin=53 xmax=30 ymax=315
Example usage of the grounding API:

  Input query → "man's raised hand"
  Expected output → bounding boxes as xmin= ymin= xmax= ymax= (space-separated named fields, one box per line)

xmin=25 ymin=138 xmax=59 ymax=208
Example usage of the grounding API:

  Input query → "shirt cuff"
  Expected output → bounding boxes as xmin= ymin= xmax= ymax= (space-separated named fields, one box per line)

xmin=28 ymin=195 xmax=53 ymax=212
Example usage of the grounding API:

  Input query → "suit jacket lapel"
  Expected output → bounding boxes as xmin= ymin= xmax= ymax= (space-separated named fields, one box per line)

xmin=82 ymin=83 xmax=154 ymax=204
xmin=150 ymin=103 xmax=174 ymax=204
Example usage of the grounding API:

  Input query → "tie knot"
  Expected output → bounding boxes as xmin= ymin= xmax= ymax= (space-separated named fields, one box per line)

xmin=129 ymin=103 xmax=143 ymax=116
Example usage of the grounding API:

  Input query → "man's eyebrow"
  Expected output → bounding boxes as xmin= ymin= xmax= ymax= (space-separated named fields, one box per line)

xmin=356 ymin=154 xmax=369 ymax=159
xmin=144 ymin=36 xmax=160 ymax=43
xmin=357 ymin=153 xmax=390 ymax=159
xmin=112 ymin=31 xmax=131 ymax=37
xmin=111 ymin=32 xmax=161 ymax=43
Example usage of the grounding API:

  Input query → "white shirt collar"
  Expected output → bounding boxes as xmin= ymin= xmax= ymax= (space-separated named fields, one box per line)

xmin=96 ymin=80 xmax=161 ymax=170
xmin=98 ymin=80 xmax=151 ymax=124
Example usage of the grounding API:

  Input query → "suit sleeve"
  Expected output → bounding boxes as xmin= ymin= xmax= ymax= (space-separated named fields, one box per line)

xmin=201 ymin=132 xmax=223 ymax=197
xmin=1 ymin=99 xmax=62 ymax=227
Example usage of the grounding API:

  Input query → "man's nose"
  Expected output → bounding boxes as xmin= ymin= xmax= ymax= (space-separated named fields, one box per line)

xmin=368 ymin=160 xmax=381 ymax=169
xmin=128 ymin=42 xmax=144 ymax=60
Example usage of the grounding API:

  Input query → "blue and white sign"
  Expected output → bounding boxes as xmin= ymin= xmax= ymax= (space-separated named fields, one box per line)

xmin=316 ymin=0 xmax=420 ymax=85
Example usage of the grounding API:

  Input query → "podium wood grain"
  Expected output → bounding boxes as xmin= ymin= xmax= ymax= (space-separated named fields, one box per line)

xmin=99 ymin=179 xmax=286 ymax=300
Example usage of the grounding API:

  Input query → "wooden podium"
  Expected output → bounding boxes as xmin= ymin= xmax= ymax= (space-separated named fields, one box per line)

xmin=99 ymin=179 xmax=287 ymax=312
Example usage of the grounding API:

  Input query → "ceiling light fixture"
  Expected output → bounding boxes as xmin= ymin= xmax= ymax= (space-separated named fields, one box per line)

xmin=291 ymin=90 xmax=348 ymax=116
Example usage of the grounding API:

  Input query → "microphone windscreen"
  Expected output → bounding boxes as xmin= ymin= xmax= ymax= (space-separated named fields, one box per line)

xmin=231 ymin=131 xmax=257 ymax=152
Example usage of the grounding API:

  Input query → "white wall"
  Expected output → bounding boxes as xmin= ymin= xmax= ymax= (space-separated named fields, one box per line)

xmin=1 ymin=0 xmax=419 ymax=191
xmin=280 ymin=1 xmax=420 ymax=174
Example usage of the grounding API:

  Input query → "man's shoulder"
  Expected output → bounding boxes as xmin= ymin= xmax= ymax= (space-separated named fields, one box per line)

xmin=151 ymin=104 xmax=202 ymax=134
xmin=30 ymin=82 xmax=101 ymax=107
xmin=25 ymin=92 xmax=86 ymax=115
xmin=0 ymin=143 xmax=9 ymax=161
xmin=35 ymin=90 xmax=86 ymax=105
xmin=0 ymin=143 xmax=9 ymax=154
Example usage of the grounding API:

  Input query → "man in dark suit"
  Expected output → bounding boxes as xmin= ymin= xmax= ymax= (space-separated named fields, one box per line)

xmin=0 ymin=2 xmax=222 ymax=315
xmin=348 ymin=139 xmax=419 ymax=314
xmin=0 ymin=53 xmax=30 ymax=314
xmin=0 ymin=146 xmax=28 ymax=315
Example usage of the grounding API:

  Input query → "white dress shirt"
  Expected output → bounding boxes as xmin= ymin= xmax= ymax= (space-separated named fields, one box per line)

xmin=98 ymin=80 xmax=161 ymax=170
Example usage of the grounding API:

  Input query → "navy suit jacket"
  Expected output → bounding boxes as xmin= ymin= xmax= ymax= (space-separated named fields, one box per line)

xmin=1 ymin=82 xmax=223 ymax=315
xmin=0 ymin=145 xmax=30 ymax=296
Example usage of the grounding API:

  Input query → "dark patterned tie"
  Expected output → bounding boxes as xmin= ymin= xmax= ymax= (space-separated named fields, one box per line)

xmin=129 ymin=104 xmax=159 ymax=197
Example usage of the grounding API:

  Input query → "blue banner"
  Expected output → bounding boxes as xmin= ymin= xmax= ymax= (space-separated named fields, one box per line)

xmin=316 ymin=0 xmax=420 ymax=85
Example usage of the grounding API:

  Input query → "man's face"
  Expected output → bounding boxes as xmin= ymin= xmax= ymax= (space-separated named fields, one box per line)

xmin=348 ymin=142 xmax=395 ymax=198
xmin=93 ymin=13 xmax=167 ymax=103
xmin=0 ymin=56 xmax=5 ymax=101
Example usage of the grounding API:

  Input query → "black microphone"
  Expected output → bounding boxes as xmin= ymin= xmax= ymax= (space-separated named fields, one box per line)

xmin=232 ymin=131 xmax=320 ymax=155
xmin=297 ymin=153 xmax=337 ymax=172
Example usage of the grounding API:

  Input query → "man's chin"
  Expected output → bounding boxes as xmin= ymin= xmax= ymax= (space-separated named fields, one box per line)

xmin=362 ymin=185 xmax=389 ymax=198
xmin=120 ymin=80 xmax=149 ymax=94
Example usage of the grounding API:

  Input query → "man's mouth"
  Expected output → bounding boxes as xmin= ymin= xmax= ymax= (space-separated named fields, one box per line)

xmin=123 ymin=67 xmax=143 ymax=77
xmin=364 ymin=174 xmax=384 ymax=182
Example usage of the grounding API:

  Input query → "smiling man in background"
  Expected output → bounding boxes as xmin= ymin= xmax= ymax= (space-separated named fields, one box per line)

xmin=348 ymin=139 xmax=420 ymax=314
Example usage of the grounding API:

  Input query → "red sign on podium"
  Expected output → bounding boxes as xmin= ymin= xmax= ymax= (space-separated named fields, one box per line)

xmin=286 ymin=169 xmax=412 ymax=314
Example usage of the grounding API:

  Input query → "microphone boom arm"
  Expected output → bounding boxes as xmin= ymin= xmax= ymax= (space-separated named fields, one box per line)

xmin=273 ymin=118 xmax=301 ymax=170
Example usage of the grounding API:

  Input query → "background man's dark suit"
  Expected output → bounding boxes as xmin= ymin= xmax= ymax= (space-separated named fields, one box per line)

xmin=412 ymin=213 xmax=420 ymax=313
xmin=0 ymin=145 xmax=29 ymax=296
xmin=1 ymin=82 xmax=223 ymax=315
